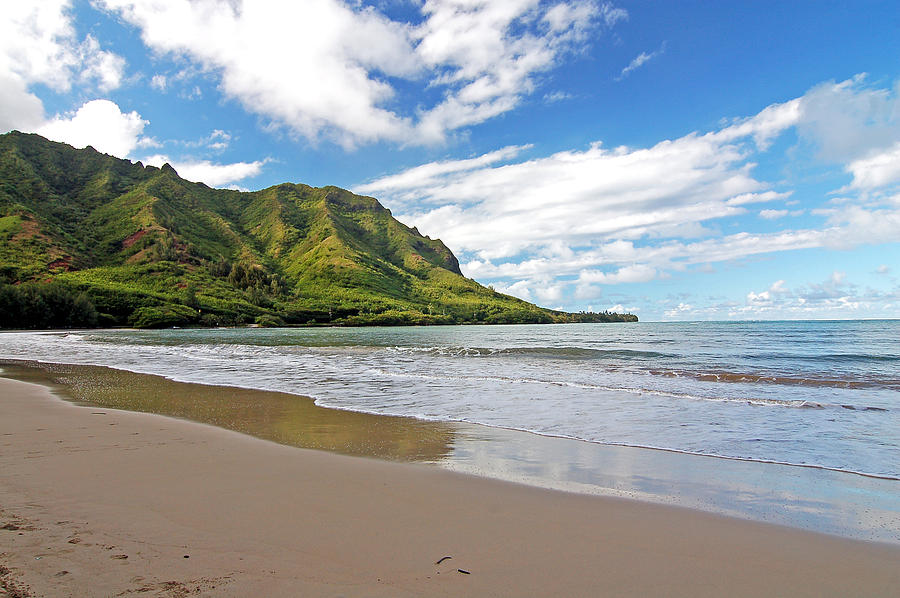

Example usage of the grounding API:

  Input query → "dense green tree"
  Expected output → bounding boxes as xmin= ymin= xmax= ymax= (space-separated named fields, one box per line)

xmin=0 ymin=283 xmax=98 ymax=329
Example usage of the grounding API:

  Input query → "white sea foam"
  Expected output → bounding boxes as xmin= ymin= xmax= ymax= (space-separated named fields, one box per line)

xmin=1 ymin=321 xmax=898 ymax=478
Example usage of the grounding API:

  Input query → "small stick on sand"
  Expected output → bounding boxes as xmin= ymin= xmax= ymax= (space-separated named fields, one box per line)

xmin=435 ymin=556 xmax=452 ymax=564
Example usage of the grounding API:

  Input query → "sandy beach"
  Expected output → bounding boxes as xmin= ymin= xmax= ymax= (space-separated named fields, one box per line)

xmin=2 ymin=376 xmax=899 ymax=597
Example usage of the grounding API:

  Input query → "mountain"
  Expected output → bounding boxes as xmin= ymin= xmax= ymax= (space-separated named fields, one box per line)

xmin=0 ymin=132 xmax=636 ymax=328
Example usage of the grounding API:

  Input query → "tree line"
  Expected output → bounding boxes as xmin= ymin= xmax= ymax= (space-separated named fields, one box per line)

xmin=0 ymin=282 xmax=98 ymax=329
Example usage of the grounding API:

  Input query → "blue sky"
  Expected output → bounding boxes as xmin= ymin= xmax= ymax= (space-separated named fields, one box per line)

xmin=2 ymin=1 xmax=899 ymax=320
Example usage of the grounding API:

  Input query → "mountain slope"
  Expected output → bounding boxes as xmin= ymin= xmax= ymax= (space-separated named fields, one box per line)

xmin=0 ymin=132 xmax=636 ymax=327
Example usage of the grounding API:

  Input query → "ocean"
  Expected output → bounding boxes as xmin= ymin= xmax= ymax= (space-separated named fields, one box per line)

xmin=3 ymin=320 xmax=900 ymax=541
xmin=2 ymin=320 xmax=897 ymax=478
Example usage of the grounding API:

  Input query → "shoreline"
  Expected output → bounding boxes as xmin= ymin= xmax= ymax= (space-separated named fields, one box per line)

xmin=2 ymin=356 xmax=895 ymax=480
xmin=2 ymin=375 xmax=899 ymax=597
xmin=3 ymin=358 xmax=900 ymax=544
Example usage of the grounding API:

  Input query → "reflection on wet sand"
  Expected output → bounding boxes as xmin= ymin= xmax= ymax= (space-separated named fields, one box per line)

xmin=0 ymin=360 xmax=457 ymax=463
xmin=443 ymin=426 xmax=900 ymax=544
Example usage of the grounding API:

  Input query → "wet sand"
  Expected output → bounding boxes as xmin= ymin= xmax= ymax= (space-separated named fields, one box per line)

xmin=5 ymin=359 xmax=899 ymax=543
xmin=2 ymin=376 xmax=899 ymax=597
xmin=0 ymin=360 xmax=459 ymax=462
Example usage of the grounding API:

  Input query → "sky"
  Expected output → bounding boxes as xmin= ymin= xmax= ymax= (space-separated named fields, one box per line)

xmin=2 ymin=0 xmax=899 ymax=321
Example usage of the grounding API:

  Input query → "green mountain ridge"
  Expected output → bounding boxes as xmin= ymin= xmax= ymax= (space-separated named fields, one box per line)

xmin=0 ymin=131 xmax=636 ymax=328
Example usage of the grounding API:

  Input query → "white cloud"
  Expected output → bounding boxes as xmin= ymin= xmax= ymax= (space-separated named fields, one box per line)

xmin=0 ymin=72 xmax=45 ymax=132
xmin=99 ymin=0 xmax=418 ymax=146
xmin=143 ymin=154 xmax=267 ymax=187
xmin=534 ymin=282 xmax=564 ymax=303
xmin=728 ymin=191 xmax=792 ymax=206
xmin=713 ymin=97 xmax=803 ymax=150
xmin=361 ymin=126 xmax=778 ymax=263
xmin=845 ymin=142 xmax=900 ymax=190
xmin=796 ymin=76 xmax=900 ymax=164
xmin=136 ymin=136 xmax=161 ymax=149
xmin=664 ymin=302 xmax=694 ymax=318
xmin=183 ymin=129 xmax=233 ymax=152
xmin=716 ymin=272 xmax=897 ymax=320
xmin=0 ymin=2 xmax=123 ymax=91
xmin=77 ymin=35 xmax=125 ymax=91
xmin=358 ymin=77 xmax=900 ymax=309
xmin=574 ymin=283 xmax=602 ymax=299
xmin=578 ymin=264 xmax=658 ymax=285
xmin=769 ymin=280 xmax=788 ymax=295
xmin=413 ymin=0 xmax=621 ymax=142
xmin=545 ymin=2 xmax=607 ymax=32
xmin=0 ymin=2 xmax=125 ymax=134
xmin=746 ymin=289 xmax=772 ymax=305
xmin=356 ymin=144 xmax=531 ymax=200
xmin=97 ymin=0 xmax=624 ymax=146
xmin=150 ymin=74 xmax=167 ymax=91
xmin=829 ymin=270 xmax=846 ymax=286
xmin=616 ymin=41 xmax=665 ymax=80
xmin=37 ymin=100 xmax=148 ymax=157
xmin=543 ymin=90 xmax=573 ymax=103
xmin=492 ymin=279 xmax=533 ymax=301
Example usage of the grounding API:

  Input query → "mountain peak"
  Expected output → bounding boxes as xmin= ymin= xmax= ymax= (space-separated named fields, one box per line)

xmin=0 ymin=132 xmax=636 ymax=327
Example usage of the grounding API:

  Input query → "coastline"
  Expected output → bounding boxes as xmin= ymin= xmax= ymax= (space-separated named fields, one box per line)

xmin=3 ymin=358 xmax=900 ymax=544
xmin=2 ymin=375 xmax=900 ymax=596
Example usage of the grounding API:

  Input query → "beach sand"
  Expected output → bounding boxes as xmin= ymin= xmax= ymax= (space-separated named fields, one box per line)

xmin=1 ymin=376 xmax=898 ymax=597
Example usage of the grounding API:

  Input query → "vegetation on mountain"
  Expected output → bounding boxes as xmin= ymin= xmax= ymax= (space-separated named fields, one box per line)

xmin=0 ymin=132 xmax=637 ymax=328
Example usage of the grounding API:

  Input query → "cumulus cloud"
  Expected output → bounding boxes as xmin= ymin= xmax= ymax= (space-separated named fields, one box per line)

xmin=99 ymin=0 xmax=419 ymax=146
xmin=357 ymin=76 xmax=900 ymax=308
xmin=30 ymin=99 xmax=268 ymax=186
xmin=659 ymin=270 xmax=900 ymax=320
xmin=97 ymin=0 xmax=624 ymax=146
xmin=664 ymin=302 xmax=694 ymax=318
xmin=143 ymin=154 xmax=267 ymax=187
xmin=412 ymin=0 xmax=622 ymax=142
xmin=0 ymin=2 xmax=124 ymax=92
xmin=77 ymin=35 xmax=126 ymax=91
xmin=0 ymin=1 xmax=270 ymax=188
xmin=716 ymin=272 xmax=895 ymax=319
xmin=360 ymin=118 xmax=787 ymax=263
xmin=845 ymin=142 xmax=900 ymax=191
xmin=796 ymin=75 xmax=900 ymax=164
xmin=0 ymin=73 xmax=44 ymax=133
xmin=0 ymin=2 xmax=125 ymax=133
xmin=207 ymin=130 xmax=231 ymax=151
xmin=492 ymin=278 xmax=566 ymax=304
xmin=179 ymin=129 xmax=234 ymax=152
xmin=37 ymin=100 xmax=148 ymax=157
